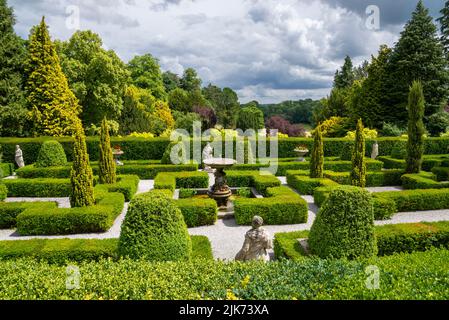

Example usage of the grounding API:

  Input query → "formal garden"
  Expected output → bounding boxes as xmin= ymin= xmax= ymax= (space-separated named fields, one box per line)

xmin=1 ymin=0 xmax=449 ymax=301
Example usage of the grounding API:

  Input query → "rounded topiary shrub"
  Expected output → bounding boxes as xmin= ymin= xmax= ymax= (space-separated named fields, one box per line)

xmin=308 ymin=186 xmax=377 ymax=259
xmin=35 ymin=140 xmax=67 ymax=167
xmin=0 ymin=184 xmax=7 ymax=201
xmin=118 ymin=192 xmax=192 ymax=261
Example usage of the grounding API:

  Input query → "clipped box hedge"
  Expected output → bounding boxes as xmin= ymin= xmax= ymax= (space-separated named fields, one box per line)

xmin=375 ymin=221 xmax=449 ymax=256
xmin=16 ymin=163 xmax=198 ymax=179
xmin=274 ymin=221 xmax=449 ymax=261
xmin=0 ymin=163 xmax=14 ymax=178
xmin=401 ymin=172 xmax=449 ymax=190
xmin=286 ymin=173 xmax=338 ymax=195
xmin=226 ymin=171 xmax=281 ymax=195
xmin=2 ymin=175 xmax=139 ymax=201
xmin=0 ymin=235 xmax=213 ymax=264
xmin=231 ymin=158 xmax=383 ymax=176
xmin=234 ymin=186 xmax=308 ymax=225
xmin=375 ymin=188 xmax=449 ymax=212
xmin=16 ymin=188 xmax=125 ymax=236
xmin=154 ymin=172 xmax=209 ymax=191
xmin=313 ymin=186 xmax=397 ymax=220
xmin=378 ymin=155 xmax=449 ymax=171
xmin=3 ymin=178 xmax=71 ymax=197
xmin=0 ymin=202 xmax=57 ymax=229
xmin=431 ymin=166 xmax=449 ymax=181
xmin=323 ymin=170 xmax=404 ymax=187
xmin=0 ymin=184 xmax=7 ymax=202
xmin=176 ymin=198 xmax=218 ymax=228
xmin=3 ymin=136 xmax=449 ymax=165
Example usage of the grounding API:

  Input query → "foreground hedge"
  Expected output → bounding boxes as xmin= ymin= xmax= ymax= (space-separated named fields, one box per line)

xmin=3 ymin=136 xmax=449 ymax=164
xmin=0 ymin=236 xmax=212 ymax=264
xmin=375 ymin=188 xmax=449 ymax=212
xmin=0 ymin=249 xmax=448 ymax=299
xmin=176 ymin=199 xmax=218 ymax=228
xmin=0 ymin=163 xmax=14 ymax=178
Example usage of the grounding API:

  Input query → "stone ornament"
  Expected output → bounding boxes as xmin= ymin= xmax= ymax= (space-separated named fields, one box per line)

xmin=371 ymin=142 xmax=379 ymax=159
xmin=202 ymin=143 xmax=213 ymax=172
xmin=235 ymin=216 xmax=272 ymax=262
xmin=15 ymin=145 xmax=25 ymax=168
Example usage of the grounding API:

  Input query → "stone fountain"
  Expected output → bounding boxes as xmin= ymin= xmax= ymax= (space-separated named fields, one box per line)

xmin=203 ymin=158 xmax=236 ymax=208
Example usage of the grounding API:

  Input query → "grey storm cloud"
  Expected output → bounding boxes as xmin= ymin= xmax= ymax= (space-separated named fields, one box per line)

xmin=322 ymin=0 xmax=444 ymax=27
xmin=8 ymin=0 xmax=446 ymax=103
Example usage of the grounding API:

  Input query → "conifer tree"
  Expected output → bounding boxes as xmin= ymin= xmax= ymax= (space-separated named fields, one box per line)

xmin=70 ymin=122 xmax=94 ymax=207
xmin=406 ymin=81 xmax=425 ymax=174
xmin=310 ymin=124 xmax=324 ymax=179
xmin=25 ymin=17 xmax=80 ymax=137
xmin=437 ymin=0 xmax=449 ymax=57
xmin=99 ymin=117 xmax=117 ymax=184
xmin=350 ymin=119 xmax=366 ymax=188
xmin=333 ymin=56 xmax=354 ymax=90
xmin=385 ymin=1 xmax=448 ymax=123
xmin=0 ymin=0 xmax=28 ymax=136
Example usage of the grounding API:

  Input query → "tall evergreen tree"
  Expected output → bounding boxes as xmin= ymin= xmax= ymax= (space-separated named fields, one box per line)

xmin=437 ymin=0 xmax=449 ymax=57
xmin=99 ymin=117 xmax=116 ymax=185
xmin=350 ymin=119 xmax=366 ymax=188
xmin=70 ymin=122 xmax=95 ymax=207
xmin=385 ymin=1 xmax=449 ymax=124
xmin=0 ymin=0 xmax=28 ymax=137
xmin=310 ymin=124 xmax=324 ymax=179
xmin=236 ymin=105 xmax=264 ymax=131
xmin=406 ymin=81 xmax=425 ymax=174
xmin=25 ymin=17 xmax=81 ymax=136
xmin=333 ymin=56 xmax=355 ymax=89
xmin=350 ymin=45 xmax=393 ymax=128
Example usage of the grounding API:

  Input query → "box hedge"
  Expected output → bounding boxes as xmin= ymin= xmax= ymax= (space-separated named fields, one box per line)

xmin=3 ymin=175 xmax=138 ymax=200
xmin=35 ymin=140 xmax=67 ymax=168
xmin=0 ymin=163 xmax=14 ymax=178
xmin=16 ymin=163 xmax=198 ymax=179
xmin=274 ymin=221 xmax=449 ymax=261
xmin=378 ymin=155 xmax=449 ymax=171
xmin=375 ymin=188 xmax=449 ymax=212
xmin=175 ymin=198 xmax=217 ymax=227
xmin=313 ymin=185 xmax=397 ymax=220
xmin=431 ymin=166 xmax=449 ymax=181
xmin=0 ymin=235 xmax=213 ymax=264
xmin=234 ymin=186 xmax=308 ymax=225
xmin=3 ymin=136 xmax=449 ymax=164
xmin=16 ymin=189 xmax=125 ymax=236
xmin=401 ymin=172 xmax=449 ymax=189
xmin=0 ymin=184 xmax=7 ymax=202
xmin=118 ymin=192 xmax=192 ymax=262
xmin=154 ymin=172 xmax=209 ymax=191
xmin=324 ymin=170 xmax=404 ymax=187
xmin=286 ymin=174 xmax=338 ymax=195
xmin=226 ymin=171 xmax=281 ymax=195
xmin=0 ymin=202 xmax=57 ymax=229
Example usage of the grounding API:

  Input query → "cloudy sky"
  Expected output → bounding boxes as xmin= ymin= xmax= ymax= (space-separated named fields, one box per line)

xmin=8 ymin=0 xmax=446 ymax=103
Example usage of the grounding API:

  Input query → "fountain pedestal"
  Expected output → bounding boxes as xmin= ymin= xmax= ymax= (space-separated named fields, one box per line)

xmin=204 ymin=158 xmax=236 ymax=208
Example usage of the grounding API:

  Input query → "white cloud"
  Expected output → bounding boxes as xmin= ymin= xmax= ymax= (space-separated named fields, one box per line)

xmin=9 ymin=0 xmax=439 ymax=103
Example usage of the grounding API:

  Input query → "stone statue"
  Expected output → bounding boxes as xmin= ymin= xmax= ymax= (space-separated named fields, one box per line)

xmin=15 ymin=145 xmax=25 ymax=168
xmin=235 ymin=216 xmax=272 ymax=262
xmin=371 ymin=142 xmax=379 ymax=159
xmin=202 ymin=143 xmax=214 ymax=172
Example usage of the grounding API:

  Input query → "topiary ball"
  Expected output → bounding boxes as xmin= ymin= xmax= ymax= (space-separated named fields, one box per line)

xmin=118 ymin=192 xmax=192 ymax=261
xmin=35 ymin=140 xmax=68 ymax=167
xmin=308 ymin=186 xmax=377 ymax=259
xmin=0 ymin=184 xmax=7 ymax=201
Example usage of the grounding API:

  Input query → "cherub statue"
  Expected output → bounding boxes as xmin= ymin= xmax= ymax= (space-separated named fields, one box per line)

xmin=202 ymin=143 xmax=214 ymax=172
xmin=15 ymin=145 xmax=25 ymax=168
xmin=235 ymin=216 xmax=272 ymax=262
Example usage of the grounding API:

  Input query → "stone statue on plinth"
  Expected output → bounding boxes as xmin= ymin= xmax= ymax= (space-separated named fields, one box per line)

xmin=371 ymin=141 xmax=379 ymax=159
xmin=202 ymin=143 xmax=214 ymax=172
xmin=15 ymin=145 xmax=25 ymax=168
xmin=235 ymin=216 xmax=272 ymax=262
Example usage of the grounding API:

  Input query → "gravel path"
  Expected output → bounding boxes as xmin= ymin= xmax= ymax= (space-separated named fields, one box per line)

xmin=1 ymin=178 xmax=448 ymax=261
